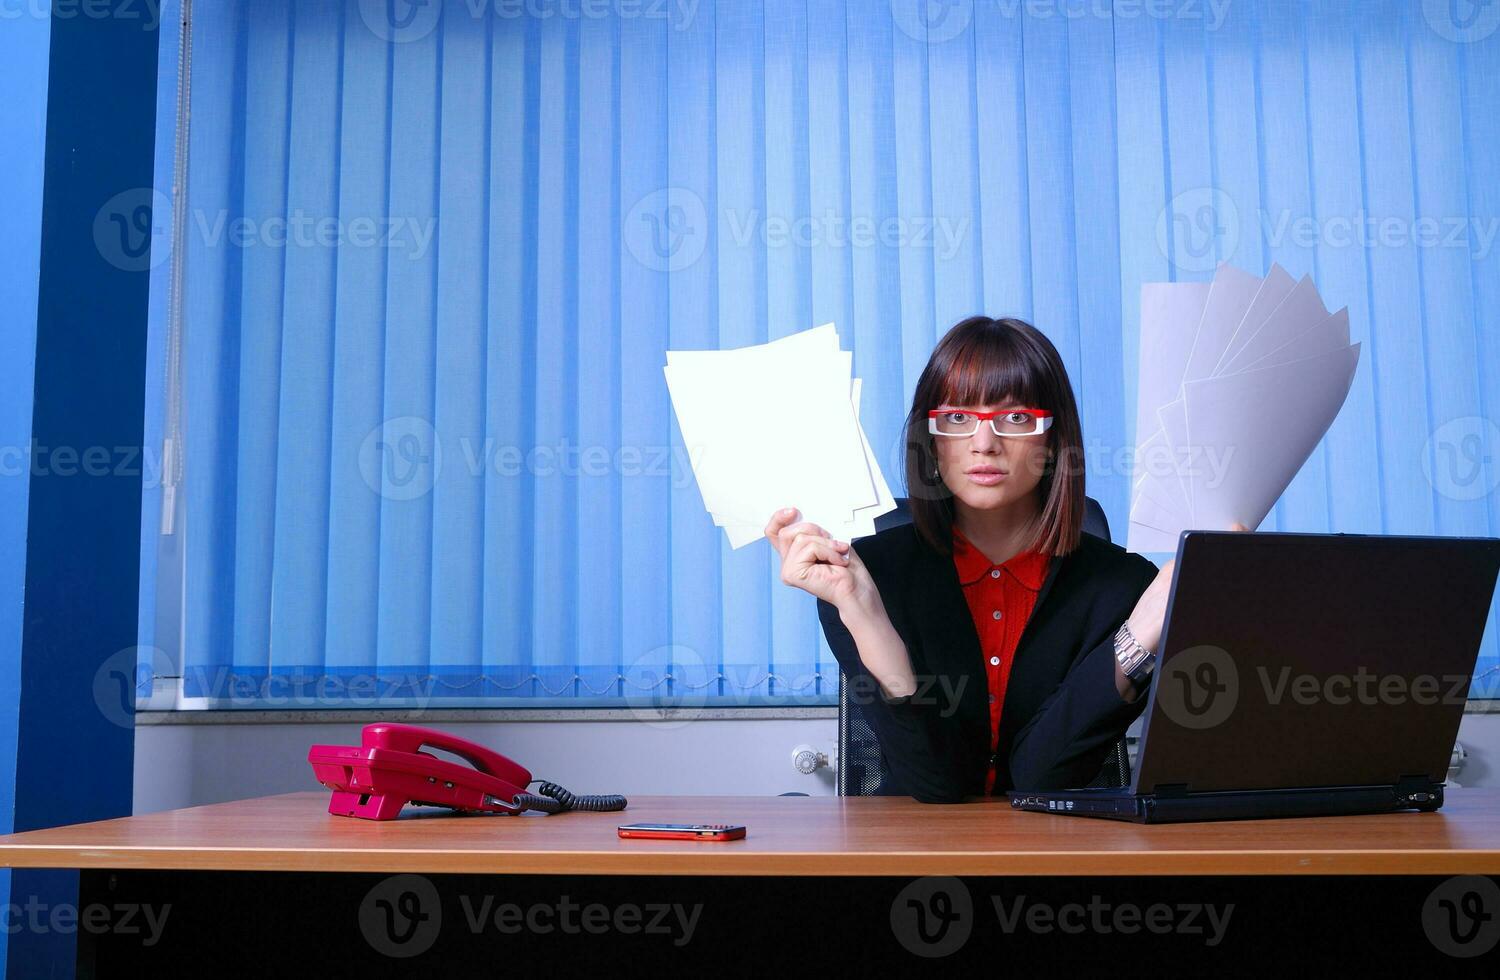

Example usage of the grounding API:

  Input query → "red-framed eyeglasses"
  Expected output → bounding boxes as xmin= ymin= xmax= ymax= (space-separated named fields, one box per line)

xmin=927 ymin=408 xmax=1053 ymax=438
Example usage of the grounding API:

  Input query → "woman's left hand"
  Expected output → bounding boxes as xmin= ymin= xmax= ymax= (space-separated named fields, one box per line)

xmin=1126 ymin=521 xmax=1251 ymax=654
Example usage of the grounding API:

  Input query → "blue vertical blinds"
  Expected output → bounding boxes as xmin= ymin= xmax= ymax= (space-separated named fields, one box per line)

xmin=149 ymin=0 xmax=1500 ymax=703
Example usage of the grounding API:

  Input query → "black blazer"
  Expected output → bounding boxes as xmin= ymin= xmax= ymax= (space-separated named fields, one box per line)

xmin=816 ymin=523 xmax=1160 ymax=803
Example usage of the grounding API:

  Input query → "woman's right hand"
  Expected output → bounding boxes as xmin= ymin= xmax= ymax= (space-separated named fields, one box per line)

xmin=767 ymin=507 xmax=917 ymax=700
xmin=764 ymin=507 xmax=875 ymax=611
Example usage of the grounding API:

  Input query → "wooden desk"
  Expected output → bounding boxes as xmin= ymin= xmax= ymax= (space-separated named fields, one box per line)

xmin=1 ymin=789 xmax=1498 ymax=877
xmin=3 ymin=791 xmax=1497 ymax=975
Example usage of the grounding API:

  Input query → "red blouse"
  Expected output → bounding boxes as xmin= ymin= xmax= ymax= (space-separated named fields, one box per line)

xmin=951 ymin=525 xmax=1051 ymax=795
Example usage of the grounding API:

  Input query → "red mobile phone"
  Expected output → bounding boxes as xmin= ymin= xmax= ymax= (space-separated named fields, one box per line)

xmin=617 ymin=822 xmax=747 ymax=841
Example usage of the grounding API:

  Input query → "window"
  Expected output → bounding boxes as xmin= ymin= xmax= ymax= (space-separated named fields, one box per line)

xmin=135 ymin=1 xmax=1499 ymax=709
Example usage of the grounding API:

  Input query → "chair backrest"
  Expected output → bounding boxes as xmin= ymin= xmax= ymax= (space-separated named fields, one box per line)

xmin=834 ymin=495 xmax=1132 ymax=795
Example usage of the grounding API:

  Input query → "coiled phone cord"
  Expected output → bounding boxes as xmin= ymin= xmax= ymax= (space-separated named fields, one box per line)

xmin=512 ymin=780 xmax=628 ymax=815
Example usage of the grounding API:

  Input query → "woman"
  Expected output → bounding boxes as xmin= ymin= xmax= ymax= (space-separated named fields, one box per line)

xmin=765 ymin=316 xmax=1245 ymax=803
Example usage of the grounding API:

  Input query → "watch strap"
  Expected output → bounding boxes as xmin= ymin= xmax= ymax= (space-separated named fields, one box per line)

xmin=1113 ymin=621 xmax=1156 ymax=685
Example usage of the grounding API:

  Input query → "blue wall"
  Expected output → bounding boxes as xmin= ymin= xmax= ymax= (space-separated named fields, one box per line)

xmin=0 ymin=5 xmax=52 ymax=972
xmin=0 ymin=3 xmax=158 ymax=975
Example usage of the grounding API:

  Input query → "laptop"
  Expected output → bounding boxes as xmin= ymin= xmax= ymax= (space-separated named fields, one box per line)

xmin=1008 ymin=530 xmax=1500 ymax=823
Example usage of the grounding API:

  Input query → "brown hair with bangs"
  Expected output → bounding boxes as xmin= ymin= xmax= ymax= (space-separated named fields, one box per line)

xmin=903 ymin=316 xmax=1085 ymax=557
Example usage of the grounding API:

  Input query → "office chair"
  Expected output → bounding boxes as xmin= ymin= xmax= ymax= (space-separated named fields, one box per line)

xmin=832 ymin=495 xmax=1133 ymax=796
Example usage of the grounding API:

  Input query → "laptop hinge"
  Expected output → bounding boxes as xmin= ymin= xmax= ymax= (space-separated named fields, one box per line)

xmin=1150 ymin=783 xmax=1190 ymax=799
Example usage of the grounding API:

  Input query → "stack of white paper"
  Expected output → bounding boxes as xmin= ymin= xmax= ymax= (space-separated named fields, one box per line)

xmin=664 ymin=323 xmax=897 ymax=549
xmin=1127 ymin=262 xmax=1361 ymax=553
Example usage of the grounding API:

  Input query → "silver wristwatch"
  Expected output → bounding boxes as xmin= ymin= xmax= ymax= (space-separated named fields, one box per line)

xmin=1113 ymin=621 xmax=1156 ymax=686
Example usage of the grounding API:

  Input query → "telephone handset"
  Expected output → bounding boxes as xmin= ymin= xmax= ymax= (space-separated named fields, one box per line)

xmin=308 ymin=722 xmax=627 ymax=820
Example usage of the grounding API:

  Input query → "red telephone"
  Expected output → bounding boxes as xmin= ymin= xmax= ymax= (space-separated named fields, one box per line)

xmin=308 ymin=722 xmax=626 ymax=820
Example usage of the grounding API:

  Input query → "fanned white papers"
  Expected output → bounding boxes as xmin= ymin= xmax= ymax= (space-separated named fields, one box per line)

xmin=1213 ymin=262 xmax=1297 ymax=374
xmin=1127 ymin=263 xmax=1361 ymax=554
xmin=1181 ymin=342 xmax=1360 ymax=531
xmin=664 ymin=324 xmax=897 ymax=550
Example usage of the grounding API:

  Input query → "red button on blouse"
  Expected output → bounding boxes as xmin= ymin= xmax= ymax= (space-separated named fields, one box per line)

xmin=951 ymin=525 xmax=1050 ymax=795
